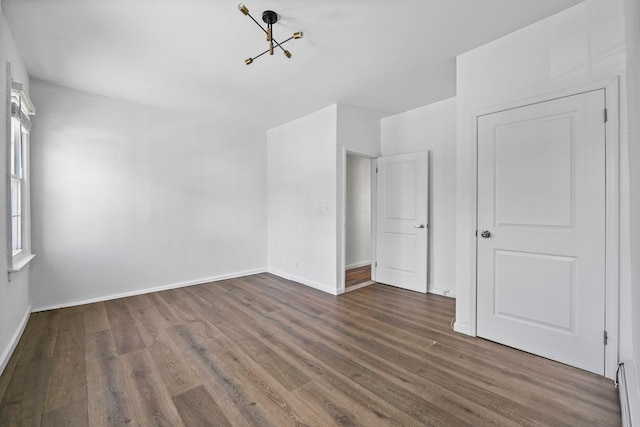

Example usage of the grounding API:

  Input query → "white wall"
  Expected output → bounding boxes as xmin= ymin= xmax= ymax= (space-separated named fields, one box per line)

xmin=0 ymin=10 xmax=31 ymax=374
xmin=345 ymin=154 xmax=371 ymax=269
xmin=624 ymin=0 xmax=640 ymax=390
xmin=454 ymin=0 xmax=631 ymax=363
xmin=267 ymin=103 xmax=383 ymax=294
xmin=336 ymin=104 xmax=385 ymax=157
xmin=381 ymin=97 xmax=457 ymax=296
xmin=267 ymin=105 xmax=338 ymax=294
xmin=29 ymin=80 xmax=267 ymax=310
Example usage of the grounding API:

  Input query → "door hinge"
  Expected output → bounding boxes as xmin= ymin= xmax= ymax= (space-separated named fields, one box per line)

xmin=604 ymin=331 xmax=608 ymax=345
xmin=375 ymin=261 xmax=378 ymax=268
xmin=475 ymin=230 xmax=478 ymax=237
xmin=604 ymin=108 xmax=608 ymax=123
xmin=376 ymin=167 xmax=378 ymax=173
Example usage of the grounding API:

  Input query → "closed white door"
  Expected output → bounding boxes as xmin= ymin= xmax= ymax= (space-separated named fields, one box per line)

xmin=477 ymin=90 xmax=606 ymax=375
xmin=375 ymin=151 xmax=428 ymax=293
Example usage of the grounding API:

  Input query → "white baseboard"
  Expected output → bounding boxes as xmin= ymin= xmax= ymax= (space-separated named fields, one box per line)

xmin=453 ymin=321 xmax=473 ymax=336
xmin=33 ymin=269 xmax=267 ymax=312
xmin=267 ymin=269 xmax=339 ymax=295
xmin=0 ymin=305 xmax=31 ymax=377
xmin=428 ymin=285 xmax=456 ymax=298
xmin=618 ymin=360 xmax=640 ymax=427
xmin=345 ymin=261 xmax=371 ymax=270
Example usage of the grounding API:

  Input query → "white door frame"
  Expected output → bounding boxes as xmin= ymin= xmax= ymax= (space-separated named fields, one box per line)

xmin=338 ymin=146 xmax=377 ymax=295
xmin=465 ymin=77 xmax=620 ymax=379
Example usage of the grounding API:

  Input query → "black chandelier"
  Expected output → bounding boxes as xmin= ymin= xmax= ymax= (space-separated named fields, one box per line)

xmin=237 ymin=3 xmax=303 ymax=65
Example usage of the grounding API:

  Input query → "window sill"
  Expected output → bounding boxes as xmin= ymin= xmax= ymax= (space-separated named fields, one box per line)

xmin=9 ymin=253 xmax=35 ymax=273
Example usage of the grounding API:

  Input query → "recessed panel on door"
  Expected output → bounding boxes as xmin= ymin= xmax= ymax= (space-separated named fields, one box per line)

xmin=385 ymin=162 xmax=418 ymax=220
xmin=495 ymin=116 xmax=574 ymax=228
xmin=494 ymin=250 xmax=575 ymax=331
xmin=384 ymin=232 xmax=416 ymax=273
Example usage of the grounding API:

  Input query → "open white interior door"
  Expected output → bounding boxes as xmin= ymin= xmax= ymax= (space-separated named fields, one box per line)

xmin=375 ymin=151 xmax=428 ymax=293
xmin=476 ymin=89 xmax=606 ymax=375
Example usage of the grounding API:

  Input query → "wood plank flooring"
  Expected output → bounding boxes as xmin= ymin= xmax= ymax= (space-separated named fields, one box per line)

xmin=0 ymin=273 xmax=621 ymax=426
xmin=345 ymin=265 xmax=371 ymax=289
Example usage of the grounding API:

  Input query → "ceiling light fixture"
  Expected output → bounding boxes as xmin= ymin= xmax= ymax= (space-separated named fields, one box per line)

xmin=237 ymin=3 xmax=303 ymax=65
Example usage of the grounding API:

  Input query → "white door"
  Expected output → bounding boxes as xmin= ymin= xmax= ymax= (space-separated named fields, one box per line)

xmin=375 ymin=151 xmax=428 ymax=293
xmin=477 ymin=90 xmax=606 ymax=375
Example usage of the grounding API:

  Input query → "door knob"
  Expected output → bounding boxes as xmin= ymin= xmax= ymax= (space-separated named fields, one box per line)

xmin=480 ymin=230 xmax=491 ymax=238
xmin=414 ymin=224 xmax=425 ymax=229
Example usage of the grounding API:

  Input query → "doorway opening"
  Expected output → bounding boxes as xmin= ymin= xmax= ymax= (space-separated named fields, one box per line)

xmin=344 ymin=152 xmax=374 ymax=292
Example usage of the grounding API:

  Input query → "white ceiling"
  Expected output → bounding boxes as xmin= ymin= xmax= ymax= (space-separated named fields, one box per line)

xmin=2 ymin=0 xmax=583 ymax=130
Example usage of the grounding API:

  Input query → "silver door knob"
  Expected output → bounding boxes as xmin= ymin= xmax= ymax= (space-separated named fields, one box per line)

xmin=414 ymin=224 xmax=425 ymax=229
xmin=480 ymin=230 xmax=491 ymax=238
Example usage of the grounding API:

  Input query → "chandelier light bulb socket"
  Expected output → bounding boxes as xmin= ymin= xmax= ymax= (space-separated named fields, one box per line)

xmin=245 ymin=57 xmax=253 ymax=65
xmin=293 ymin=32 xmax=303 ymax=39
xmin=284 ymin=50 xmax=292 ymax=58
xmin=238 ymin=3 xmax=249 ymax=15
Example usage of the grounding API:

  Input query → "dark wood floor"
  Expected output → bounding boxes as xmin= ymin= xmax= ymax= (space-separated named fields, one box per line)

xmin=0 ymin=273 xmax=620 ymax=426
xmin=345 ymin=265 xmax=371 ymax=289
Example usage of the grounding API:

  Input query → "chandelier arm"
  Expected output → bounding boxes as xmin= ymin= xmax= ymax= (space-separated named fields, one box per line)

xmin=251 ymin=48 xmax=271 ymax=61
xmin=253 ymin=36 xmax=294 ymax=61
xmin=248 ymin=36 xmax=294 ymax=63
xmin=275 ymin=36 xmax=294 ymax=46
xmin=270 ymin=36 xmax=289 ymax=53
xmin=246 ymin=13 xmax=269 ymax=36
xmin=246 ymin=13 xmax=287 ymax=53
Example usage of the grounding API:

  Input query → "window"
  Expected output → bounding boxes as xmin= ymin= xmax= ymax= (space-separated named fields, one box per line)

xmin=8 ymin=81 xmax=35 ymax=273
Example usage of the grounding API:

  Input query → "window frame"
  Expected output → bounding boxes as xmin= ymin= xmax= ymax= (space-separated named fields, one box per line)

xmin=7 ymin=78 xmax=35 ymax=274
